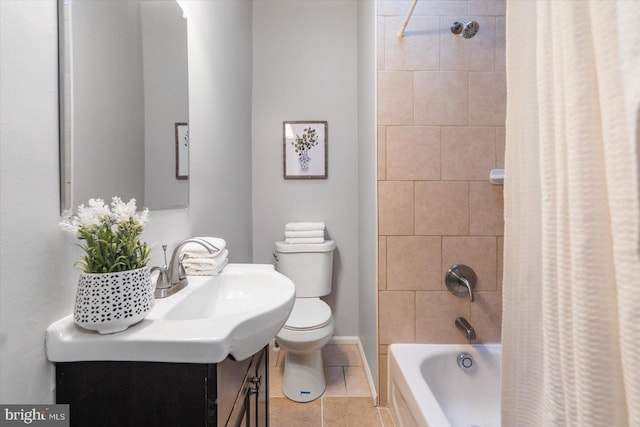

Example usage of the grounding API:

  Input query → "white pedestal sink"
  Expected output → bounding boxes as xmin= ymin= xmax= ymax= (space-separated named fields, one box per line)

xmin=46 ymin=264 xmax=296 ymax=363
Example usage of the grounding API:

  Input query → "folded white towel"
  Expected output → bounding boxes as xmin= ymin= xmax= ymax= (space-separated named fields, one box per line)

xmin=285 ymin=237 xmax=325 ymax=244
xmin=184 ymin=258 xmax=228 ymax=276
xmin=183 ymin=249 xmax=228 ymax=274
xmin=284 ymin=230 xmax=325 ymax=238
xmin=181 ymin=237 xmax=226 ymax=257
xmin=183 ymin=248 xmax=228 ymax=264
xmin=285 ymin=222 xmax=326 ymax=232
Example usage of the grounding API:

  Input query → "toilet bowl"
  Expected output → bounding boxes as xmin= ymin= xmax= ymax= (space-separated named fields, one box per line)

xmin=273 ymin=240 xmax=336 ymax=402
xmin=276 ymin=298 xmax=334 ymax=402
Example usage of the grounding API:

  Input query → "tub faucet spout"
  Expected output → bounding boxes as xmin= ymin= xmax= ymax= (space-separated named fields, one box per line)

xmin=455 ymin=317 xmax=476 ymax=342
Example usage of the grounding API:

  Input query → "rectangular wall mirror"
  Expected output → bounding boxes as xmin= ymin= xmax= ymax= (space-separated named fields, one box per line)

xmin=59 ymin=0 xmax=189 ymax=212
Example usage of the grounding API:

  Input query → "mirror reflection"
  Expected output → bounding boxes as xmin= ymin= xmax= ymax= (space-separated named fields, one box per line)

xmin=59 ymin=0 xmax=189 ymax=212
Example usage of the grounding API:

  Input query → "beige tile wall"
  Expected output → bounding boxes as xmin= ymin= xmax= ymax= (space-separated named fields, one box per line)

xmin=377 ymin=0 xmax=506 ymax=406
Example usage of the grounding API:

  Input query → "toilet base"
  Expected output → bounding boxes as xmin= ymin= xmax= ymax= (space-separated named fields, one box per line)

xmin=282 ymin=349 xmax=325 ymax=402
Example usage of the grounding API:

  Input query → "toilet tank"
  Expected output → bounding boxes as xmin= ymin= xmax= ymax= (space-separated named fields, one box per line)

xmin=273 ymin=240 xmax=336 ymax=297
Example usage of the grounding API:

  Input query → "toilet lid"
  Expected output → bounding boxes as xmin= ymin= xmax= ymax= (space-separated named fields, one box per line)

xmin=284 ymin=298 xmax=332 ymax=331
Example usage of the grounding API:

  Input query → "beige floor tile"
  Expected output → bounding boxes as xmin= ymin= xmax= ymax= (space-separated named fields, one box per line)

xmin=269 ymin=397 xmax=322 ymax=427
xmin=345 ymin=366 xmax=370 ymax=397
xmin=269 ymin=341 xmax=377 ymax=426
xmin=378 ymin=407 xmax=396 ymax=427
xmin=324 ymin=367 xmax=347 ymax=396
xmin=322 ymin=397 xmax=382 ymax=427
xmin=322 ymin=344 xmax=362 ymax=367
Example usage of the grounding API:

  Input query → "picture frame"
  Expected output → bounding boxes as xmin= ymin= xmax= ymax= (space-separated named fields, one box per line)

xmin=283 ymin=121 xmax=328 ymax=179
xmin=175 ymin=122 xmax=189 ymax=180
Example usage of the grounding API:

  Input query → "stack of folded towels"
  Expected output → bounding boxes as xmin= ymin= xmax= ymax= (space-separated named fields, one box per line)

xmin=284 ymin=222 xmax=326 ymax=244
xmin=181 ymin=237 xmax=228 ymax=276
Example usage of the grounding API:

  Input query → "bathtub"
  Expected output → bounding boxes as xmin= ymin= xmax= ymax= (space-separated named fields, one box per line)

xmin=388 ymin=343 xmax=501 ymax=427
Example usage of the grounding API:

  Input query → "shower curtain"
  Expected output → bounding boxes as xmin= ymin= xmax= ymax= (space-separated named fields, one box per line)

xmin=502 ymin=1 xmax=640 ymax=426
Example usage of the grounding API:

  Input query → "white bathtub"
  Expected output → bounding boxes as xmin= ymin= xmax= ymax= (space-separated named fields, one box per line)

xmin=389 ymin=343 xmax=501 ymax=427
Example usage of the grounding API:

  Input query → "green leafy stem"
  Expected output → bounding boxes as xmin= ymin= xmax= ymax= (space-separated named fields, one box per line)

xmin=291 ymin=127 xmax=319 ymax=158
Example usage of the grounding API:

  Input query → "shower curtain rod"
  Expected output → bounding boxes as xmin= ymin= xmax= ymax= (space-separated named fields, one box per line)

xmin=397 ymin=0 xmax=418 ymax=38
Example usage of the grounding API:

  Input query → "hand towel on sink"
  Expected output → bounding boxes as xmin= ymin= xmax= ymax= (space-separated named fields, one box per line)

xmin=284 ymin=230 xmax=325 ymax=239
xmin=285 ymin=222 xmax=325 ymax=232
xmin=181 ymin=237 xmax=226 ymax=257
xmin=184 ymin=258 xmax=228 ymax=276
xmin=183 ymin=249 xmax=229 ymax=276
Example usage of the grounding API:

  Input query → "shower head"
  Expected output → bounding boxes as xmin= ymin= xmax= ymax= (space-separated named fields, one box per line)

xmin=450 ymin=21 xmax=480 ymax=39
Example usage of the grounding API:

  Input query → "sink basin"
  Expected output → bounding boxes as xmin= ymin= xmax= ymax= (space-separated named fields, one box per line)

xmin=46 ymin=264 xmax=296 ymax=363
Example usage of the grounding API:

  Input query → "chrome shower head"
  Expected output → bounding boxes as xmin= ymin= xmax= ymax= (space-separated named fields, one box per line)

xmin=450 ymin=21 xmax=480 ymax=39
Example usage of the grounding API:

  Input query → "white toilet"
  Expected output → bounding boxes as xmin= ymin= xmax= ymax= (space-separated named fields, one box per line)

xmin=273 ymin=240 xmax=336 ymax=402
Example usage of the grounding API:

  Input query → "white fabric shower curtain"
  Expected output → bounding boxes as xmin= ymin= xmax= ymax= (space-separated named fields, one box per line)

xmin=502 ymin=1 xmax=640 ymax=426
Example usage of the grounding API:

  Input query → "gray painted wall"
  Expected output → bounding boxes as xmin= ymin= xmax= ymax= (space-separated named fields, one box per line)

xmin=0 ymin=0 xmax=253 ymax=402
xmin=71 ymin=1 xmax=146 ymax=206
xmin=357 ymin=0 xmax=378 ymax=389
xmin=141 ymin=1 xmax=189 ymax=209
xmin=0 ymin=0 xmax=377 ymax=402
xmin=252 ymin=0 xmax=360 ymax=336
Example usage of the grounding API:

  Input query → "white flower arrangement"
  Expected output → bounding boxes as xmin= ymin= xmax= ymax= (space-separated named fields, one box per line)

xmin=59 ymin=197 xmax=151 ymax=273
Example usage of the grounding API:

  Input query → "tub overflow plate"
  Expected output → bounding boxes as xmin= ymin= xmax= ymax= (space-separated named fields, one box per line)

xmin=457 ymin=352 xmax=473 ymax=370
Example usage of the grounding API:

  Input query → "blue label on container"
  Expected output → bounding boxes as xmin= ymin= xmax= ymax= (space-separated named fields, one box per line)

xmin=300 ymin=391 xmax=311 ymax=395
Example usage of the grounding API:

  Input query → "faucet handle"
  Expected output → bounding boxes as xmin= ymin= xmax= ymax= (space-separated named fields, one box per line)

xmin=177 ymin=253 xmax=188 ymax=281
xmin=150 ymin=266 xmax=170 ymax=290
xmin=445 ymin=264 xmax=477 ymax=302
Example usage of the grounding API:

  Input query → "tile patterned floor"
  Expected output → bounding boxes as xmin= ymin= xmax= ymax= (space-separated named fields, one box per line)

xmin=269 ymin=343 xmax=395 ymax=427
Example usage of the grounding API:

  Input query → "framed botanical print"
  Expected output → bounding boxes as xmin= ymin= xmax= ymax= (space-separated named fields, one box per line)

xmin=283 ymin=121 xmax=328 ymax=179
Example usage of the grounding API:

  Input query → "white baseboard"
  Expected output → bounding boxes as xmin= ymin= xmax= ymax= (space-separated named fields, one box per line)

xmin=328 ymin=336 xmax=359 ymax=345
xmin=329 ymin=336 xmax=378 ymax=406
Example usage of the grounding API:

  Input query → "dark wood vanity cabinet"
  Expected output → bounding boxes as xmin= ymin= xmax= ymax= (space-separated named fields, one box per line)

xmin=55 ymin=345 xmax=268 ymax=427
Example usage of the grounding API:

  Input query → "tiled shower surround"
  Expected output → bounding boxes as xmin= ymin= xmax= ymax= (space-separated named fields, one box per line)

xmin=376 ymin=0 xmax=506 ymax=406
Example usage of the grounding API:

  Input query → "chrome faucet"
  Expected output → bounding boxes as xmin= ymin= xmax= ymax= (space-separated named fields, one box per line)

xmin=455 ymin=317 xmax=476 ymax=342
xmin=153 ymin=238 xmax=220 ymax=298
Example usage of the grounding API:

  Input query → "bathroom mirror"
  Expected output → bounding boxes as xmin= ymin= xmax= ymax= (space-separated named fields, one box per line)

xmin=59 ymin=0 xmax=189 ymax=212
